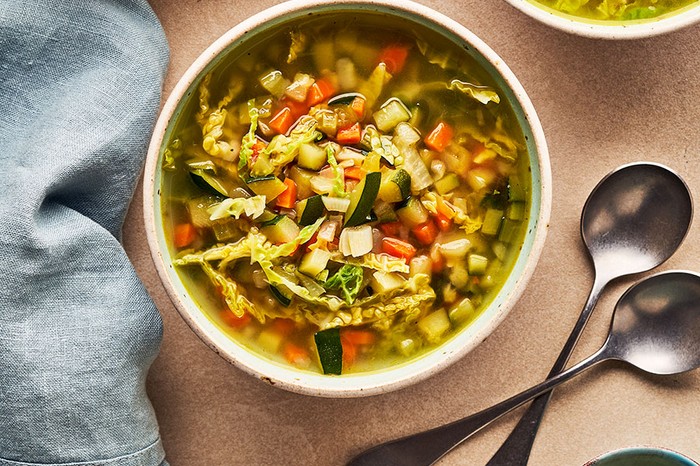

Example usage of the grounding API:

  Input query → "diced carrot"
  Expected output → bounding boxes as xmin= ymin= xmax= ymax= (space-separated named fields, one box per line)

xmin=174 ymin=223 xmax=197 ymax=248
xmin=341 ymin=336 xmax=357 ymax=366
xmin=272 ymin=318 xmax=296 ymax=336
xmin=378 ymin=44 xmax=410 ymax=74
xmin=281 ymin=97 xmax=310 ymax=119
xmin=382 ymin=237 xmax=417 ymax=261
xmin=434 ymin=212 xmax=453 ymax=232
xmin=306 ymin=78 xmax=336 ymax=106
xmin=379 ymin=221 xmax=402 ymax=236
xmin=344 ymin=166 xmax=366 ymax=180
xmin=268 ymin=107 xmax=294 ymax=135
xmin=424 ymin=121 xmax=454 ymax=152
xmin=350 ymin=96 xmax=366 ymax=119
xmin=221 ymin=310 xmax=251 ymax=329
xmin=342 ymin=328 xmax=376 ymax=346
xmin=412 ymin=220 xmax=438 ymax=245
xmin=276 ymin=178 xmax=298 ymax=209
xmin=336 ymin=122 xmax=362 ymax=145
xmin=283 ymin=342 xmax=311 ymax=367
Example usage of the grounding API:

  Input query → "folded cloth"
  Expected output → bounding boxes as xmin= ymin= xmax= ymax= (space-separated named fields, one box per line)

xmin=0 ymin=1 xmax=169 ymax=465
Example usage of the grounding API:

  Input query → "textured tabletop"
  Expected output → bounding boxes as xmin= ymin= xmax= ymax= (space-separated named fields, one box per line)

xmin=125 ymin=1 xmax=700 ymax=464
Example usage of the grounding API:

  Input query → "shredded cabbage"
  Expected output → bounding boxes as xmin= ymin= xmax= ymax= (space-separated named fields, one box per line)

xmin=287 ymin=30 xmax=307 ymax=64
xmin=330 ymin=252 xmax=410 ymax=274
xmin=238 ymin=99 xmax=259 ymax=175
xmin=324 ymin=264 xmax=364 ymax=304
xmin=263 ymin=116 xmax=321 ymax=173
xmin=325 ymin=145 xmax=348 ymax=198
xmin=447 ymin=79 xmax=500 ymax=105
xmin=208 ymin=195 xmax=266 ymax=221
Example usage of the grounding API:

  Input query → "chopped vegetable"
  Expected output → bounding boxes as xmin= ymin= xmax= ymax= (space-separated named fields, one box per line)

xmin=424 ymin=121 xmax=454 ymax=152
xmin=325 ymin=264 xmax=364 ymax=303
xmin=174 ymin=223 xmax=197 ymax=248
xmin=344 ymin=171 xmax=381 ymax=227
xmin=336 ymin=122 xmax=362 ymax=145
xmin=382 ymin=237 xmax=417 ymax=261
xmin=314 ymin=328 xmax=343 ymax=375
xmin=276 ymin=178 xmax=298 ymax=209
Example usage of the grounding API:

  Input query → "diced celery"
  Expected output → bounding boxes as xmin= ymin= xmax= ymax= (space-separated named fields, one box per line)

xmin=371 ymin=271 xmax=406 ymax=293
xmin=433 ymin=173 xmax=460 ymax=195
xmin=418 ymin=309 xmax=451 ymax=342
xmin=259 ymin=70 xmax=290 ymax=98
xmin=480 ymin=259 xmax=502 ymax=289
xmin=300 ymin=248 xmax=332 ymax=278
xmin=507 ymin=201 xmax=526 ymax=221
xmin=449 ymin=298 xmax=475 ymax=324
xmin=491 ymin=241 xmax=507 ymax=261
xmin=396 ymin=337 xmax=417 ymax=356
xmin=373 ymin=98 xmax=411 ymax=132
xmin=498 ymin=218 xmax=521 ymax=243
xmin=508 ymin=175 xmax=527 ymax=202
xmin=481 ymin=208 xmax=504 ymax=236
xmin=298 ymin=143 xmax=328 ymax=171
xmin=313 ymin=109 xmax=338 ymax=136
xmin=212 ymin=219 xmax=241 ymax=242
xmin=468 ymin=253 xmax=489 ymax=275
xmin=261 ymin=215 xmax=300 ymax=243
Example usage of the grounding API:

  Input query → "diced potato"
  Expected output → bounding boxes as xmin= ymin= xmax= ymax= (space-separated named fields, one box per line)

xmin=418 ymin=309 xmax=451 ymax=343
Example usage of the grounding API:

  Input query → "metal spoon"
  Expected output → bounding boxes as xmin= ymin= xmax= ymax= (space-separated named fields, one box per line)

xmin=348 ymin=271 xmax=700 ymax=466
xmin=485 ymin=162 xmax=692 ymax=466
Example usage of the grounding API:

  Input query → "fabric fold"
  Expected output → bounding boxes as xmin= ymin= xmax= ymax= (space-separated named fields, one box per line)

xmin=0 ymin=1 xmax=169 ymax=464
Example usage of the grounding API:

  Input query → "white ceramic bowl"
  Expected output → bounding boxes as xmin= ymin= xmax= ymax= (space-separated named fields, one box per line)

xmin=503 ymin=0 xmax=700 ymax=39
xmin=143 ymin=0 xmax=552 ymax=397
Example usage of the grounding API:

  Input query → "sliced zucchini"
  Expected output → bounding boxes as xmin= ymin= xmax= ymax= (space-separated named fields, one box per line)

xmin=261 ymin=215 xmax=300 ymax=243
xmin=296 ymin=195 xmax=325 ymax=226
xmin=396 ymin=197 xmax=429 ymax=228
xmin=189 ymin=172 xmax=230 ymax=197
xmin=378 ymin=168 xmax=411 ymax=203
xmin=247 ymin=175 xmax=287 ymax=201
xmin=434 ymin=173 xmax=460 ymax=195
xmin=344 ymin=171 xmax=381 ymax=227
xmin=373 ymin=98 xmax=411 ymax=132
xmin=314 ymin=328 xmax=343 ymax=375
xmin=269 ymin=284 xmax=292 ymax=307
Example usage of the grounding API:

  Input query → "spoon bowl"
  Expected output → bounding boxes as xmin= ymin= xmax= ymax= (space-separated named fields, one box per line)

xmin=607 ymin=271 xmax=700 ymax=375
xmin=348 ymin=271 xmax=700 ymax=466
xmin=582 ymin=163 xmax=693 ymax=280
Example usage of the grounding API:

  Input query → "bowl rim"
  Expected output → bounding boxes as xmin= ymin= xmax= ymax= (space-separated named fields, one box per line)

xmin=583 ymin=446 xmax=700 ymax=465
xmin=143 ymin=0 xmax=552 ymax=397
xmin=502 ymin=0 xmax=700 ymax=39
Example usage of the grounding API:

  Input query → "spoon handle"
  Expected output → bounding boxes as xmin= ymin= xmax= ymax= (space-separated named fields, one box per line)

xmin=485 ymin=276 xmax=608 ymax=466
xmin=347 ymin=348 xmax=608 ymax=466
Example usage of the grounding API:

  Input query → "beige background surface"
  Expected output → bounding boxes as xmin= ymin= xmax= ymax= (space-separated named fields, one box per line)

xmin=125 ymin=1 xmax=700 ymax=464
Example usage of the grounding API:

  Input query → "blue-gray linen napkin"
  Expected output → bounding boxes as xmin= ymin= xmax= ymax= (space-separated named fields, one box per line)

xmin=0 ymin=1 xmax=169 ymax=464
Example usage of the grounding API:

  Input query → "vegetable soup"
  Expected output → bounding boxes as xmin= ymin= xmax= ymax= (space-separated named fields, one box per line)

xmin=528 ymin=0 xmax=698 ymax=21
xmin=160 ymin=11 xmax=532 ymax=375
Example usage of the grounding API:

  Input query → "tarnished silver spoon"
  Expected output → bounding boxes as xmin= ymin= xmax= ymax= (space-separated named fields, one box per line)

xmin=348 ymin=271 xmax=700 ymax=465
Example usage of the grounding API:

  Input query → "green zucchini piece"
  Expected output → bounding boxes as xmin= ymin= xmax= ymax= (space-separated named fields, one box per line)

xmin=247 ymin=176 xmax=287 ymax=200
xmin=260 ymin=214 xmax=285 ymax=227
xmin=434 ymin=173 xmax=460 ymax=195
xmin=344 ymin=171 xmax=381 ymax=227
xmin=261 ymin=215 xmax=300 ymax=243
xmin=269 ymin=284 xmax=292 ymax=307
xmin=314 ymin=328 xmax=343 ymax=375
xmin=372 ymin=98 xmax=411 ymax=132
xmin=189 ymin=172 xmax=229 ymax=197
xmin=296 ymin=195 xmax=325 ymax=226
xmin=396 ymin=197 xmax=429 ymax=228
xmin=328 ymin=92 xmax=363 ymax=107
xmin=379 ymin=168 xmax=411 ymax=203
